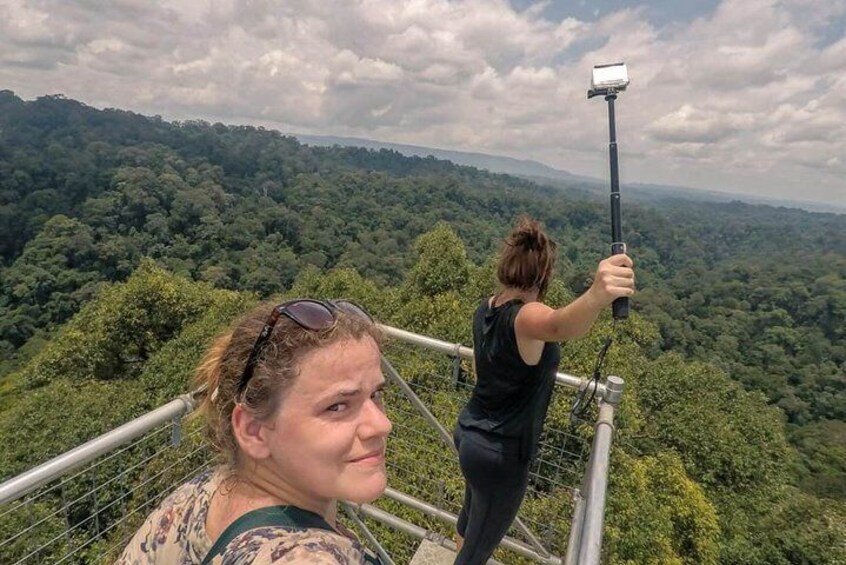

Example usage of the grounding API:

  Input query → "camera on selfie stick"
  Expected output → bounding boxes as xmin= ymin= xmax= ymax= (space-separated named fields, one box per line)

xmin=588 ymin=62 xmax=630 ymax=320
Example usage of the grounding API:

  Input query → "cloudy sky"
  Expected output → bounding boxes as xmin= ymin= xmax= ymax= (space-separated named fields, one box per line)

xmin=2 ymin=0 xmax=844 ymax=204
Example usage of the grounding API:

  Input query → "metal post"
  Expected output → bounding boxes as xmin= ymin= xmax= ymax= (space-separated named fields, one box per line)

xmin=170 ymin=416 xmax=182 ymax=446
xmin=564 ymin=488 xmax=585 ymax=565
xmin=577 ymin=376 xmax=624 ymax=565
xmin=92 ymin=475 xmax=101 ymax=539
xmin=61 ymin=482 xmax=72 ymax=548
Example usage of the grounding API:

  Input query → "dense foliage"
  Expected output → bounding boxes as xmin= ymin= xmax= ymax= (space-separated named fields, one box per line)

xmin=2 ymin=250 xmax=843 ymax=564
xmin=0 ymin=91 xmax=844 ymax=562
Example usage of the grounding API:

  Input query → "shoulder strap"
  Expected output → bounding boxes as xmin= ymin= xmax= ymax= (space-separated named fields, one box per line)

xmin=201 ymin=506 xmax=334 ymax=565
xmin=365 ymin=552 xmax=383 ymax=564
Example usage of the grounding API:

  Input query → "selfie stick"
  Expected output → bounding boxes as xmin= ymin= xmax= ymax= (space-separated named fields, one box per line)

xmin=588 ymin=63 xmax=630 ymax=320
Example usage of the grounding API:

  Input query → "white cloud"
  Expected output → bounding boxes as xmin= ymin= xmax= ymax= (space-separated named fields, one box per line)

xmin=0 ymin=0 xmax=843 ymax=203
xmin=1 ymin=1 xmax=53 ymax=44
xmin=646 ymin=105 xmax=743 ymax=144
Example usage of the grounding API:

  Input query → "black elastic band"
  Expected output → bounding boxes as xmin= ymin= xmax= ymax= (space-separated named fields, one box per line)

xmin=571 ymin=334 xmax=613 ymax=420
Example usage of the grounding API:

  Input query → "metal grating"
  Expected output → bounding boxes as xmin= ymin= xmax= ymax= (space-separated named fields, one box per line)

xmin=372 ymin=341 xmax=593 ymax=563
xmin=0 ymin=420 xmax=211 ymax=564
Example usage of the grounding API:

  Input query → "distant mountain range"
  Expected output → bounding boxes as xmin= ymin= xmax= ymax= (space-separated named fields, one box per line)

xmin=295 ymin=133 xmax=594 ymax=183
xmin=296 ymin=134 xmax=844 ymax=215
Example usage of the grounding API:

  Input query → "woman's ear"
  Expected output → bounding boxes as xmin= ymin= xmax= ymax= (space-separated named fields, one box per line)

xmin=231 ymin=404 xmax=272 ymax=460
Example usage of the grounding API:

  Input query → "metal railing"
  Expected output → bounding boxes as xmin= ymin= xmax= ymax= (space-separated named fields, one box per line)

xmin=0 ymin=324 xmax=624 ymax=564
xmin=0 ymin=411 xmax=210 ymax=563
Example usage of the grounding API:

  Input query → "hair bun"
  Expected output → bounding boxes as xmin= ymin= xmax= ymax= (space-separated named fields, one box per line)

xmin=510 ymin=217 xmax=544 ymax=251
xmin=497 ymin=216 xmax=557 ymax=296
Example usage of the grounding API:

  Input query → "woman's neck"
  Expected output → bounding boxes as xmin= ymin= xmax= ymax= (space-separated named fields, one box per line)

xmin=495 ymin=287 xmax=539 ymax=305
xmin=229 ymin=462 xmax=337 ymax=526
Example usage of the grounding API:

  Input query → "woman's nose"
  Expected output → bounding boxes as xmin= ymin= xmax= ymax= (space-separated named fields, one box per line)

xmin=360 ymin=398 xmax=392 ymax=438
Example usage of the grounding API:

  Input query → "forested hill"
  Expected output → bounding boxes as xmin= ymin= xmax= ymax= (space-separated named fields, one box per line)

xmin=0 ymin=91 xmax=843 ymax=503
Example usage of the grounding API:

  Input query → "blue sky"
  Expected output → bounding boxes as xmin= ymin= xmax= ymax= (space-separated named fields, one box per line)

xmin=509 ymin=0 xmax=722 ymax=27
xmin=0 ymin=0 xmax=844 ymax=204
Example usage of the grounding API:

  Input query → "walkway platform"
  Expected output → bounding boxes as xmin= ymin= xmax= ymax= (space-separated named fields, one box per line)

xmin=410 ymin=539 xmax=457 ymax=565
xmin=409 ymin=539 xmax=510 ymax=565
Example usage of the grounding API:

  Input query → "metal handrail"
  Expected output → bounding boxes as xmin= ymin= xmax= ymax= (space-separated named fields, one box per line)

xmin=0 ymin=323 xmax=620 ymax=565
xmin=0 ymin=393 xmax=196 ymax=506
xmin=379 ymin=325 xmax=605 ymax=395
xmin=0 ymin=324 xmax=599 ymax=507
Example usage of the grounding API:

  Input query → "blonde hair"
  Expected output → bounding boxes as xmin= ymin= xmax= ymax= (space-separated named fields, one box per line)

xmin=193 ymin=301 xmax=381 ymax=469
xmin=496 ymin=216 xmax=557 ymax=299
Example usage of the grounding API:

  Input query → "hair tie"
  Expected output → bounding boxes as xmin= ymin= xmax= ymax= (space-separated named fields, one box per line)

xmin=518 ymin=233 xmax=539 ymax=251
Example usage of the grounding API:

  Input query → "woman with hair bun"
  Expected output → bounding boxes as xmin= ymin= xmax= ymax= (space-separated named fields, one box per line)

xmin=453 ymin=217 xmax=635 ymax=564
xmin=118 ymin=299 xmax=389 ymax=564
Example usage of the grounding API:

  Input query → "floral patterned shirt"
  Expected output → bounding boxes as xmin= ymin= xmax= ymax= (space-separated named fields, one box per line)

xmin=116 ymin=468 xmax=377 ymax=564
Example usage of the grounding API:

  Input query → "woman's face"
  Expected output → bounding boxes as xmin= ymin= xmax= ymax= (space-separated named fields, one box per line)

xmin=265 ymin=335 xmax=391 ymax=505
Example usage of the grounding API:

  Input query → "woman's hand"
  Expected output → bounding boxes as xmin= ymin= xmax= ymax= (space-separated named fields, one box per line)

xmin=515 ymin=253 xmax=636 ymax=343
xmin=587 ymin=254 xmax=635 ymax=307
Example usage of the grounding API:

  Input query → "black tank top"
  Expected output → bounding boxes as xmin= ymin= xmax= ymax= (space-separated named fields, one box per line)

xmin=458 ymin=297 xmax=560 ymax=461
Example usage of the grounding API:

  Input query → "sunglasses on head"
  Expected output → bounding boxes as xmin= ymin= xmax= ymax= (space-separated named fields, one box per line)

xmin=236 ymin=299 xmax=374 ymax=399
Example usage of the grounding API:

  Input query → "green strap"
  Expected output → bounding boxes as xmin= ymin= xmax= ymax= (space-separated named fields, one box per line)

xmin=201 ymin=505 xmax=333 ymax=564
xmin=364 ymin=552 xmax=382 ymax=564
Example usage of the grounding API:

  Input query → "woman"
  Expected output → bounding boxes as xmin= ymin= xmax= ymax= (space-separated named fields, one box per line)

xmin=118 ymin=299 xmax=390 ymax=564
xmin=454 ymin=217 xmax=635 ymax=564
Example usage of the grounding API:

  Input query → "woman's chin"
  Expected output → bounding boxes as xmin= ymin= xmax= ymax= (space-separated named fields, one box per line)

xmin=343 ymin=471 xmax=388 ymax=503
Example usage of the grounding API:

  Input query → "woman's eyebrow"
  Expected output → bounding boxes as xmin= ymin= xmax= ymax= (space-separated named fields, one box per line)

xmin=322 ymin=379 xmax=386 ymax=400
xmin=316 ymin=388 xmax=361 ymax=400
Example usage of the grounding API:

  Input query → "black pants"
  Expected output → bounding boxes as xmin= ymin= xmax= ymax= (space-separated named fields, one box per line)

xmin=454 ymin=426 xmax=530 ymax=565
